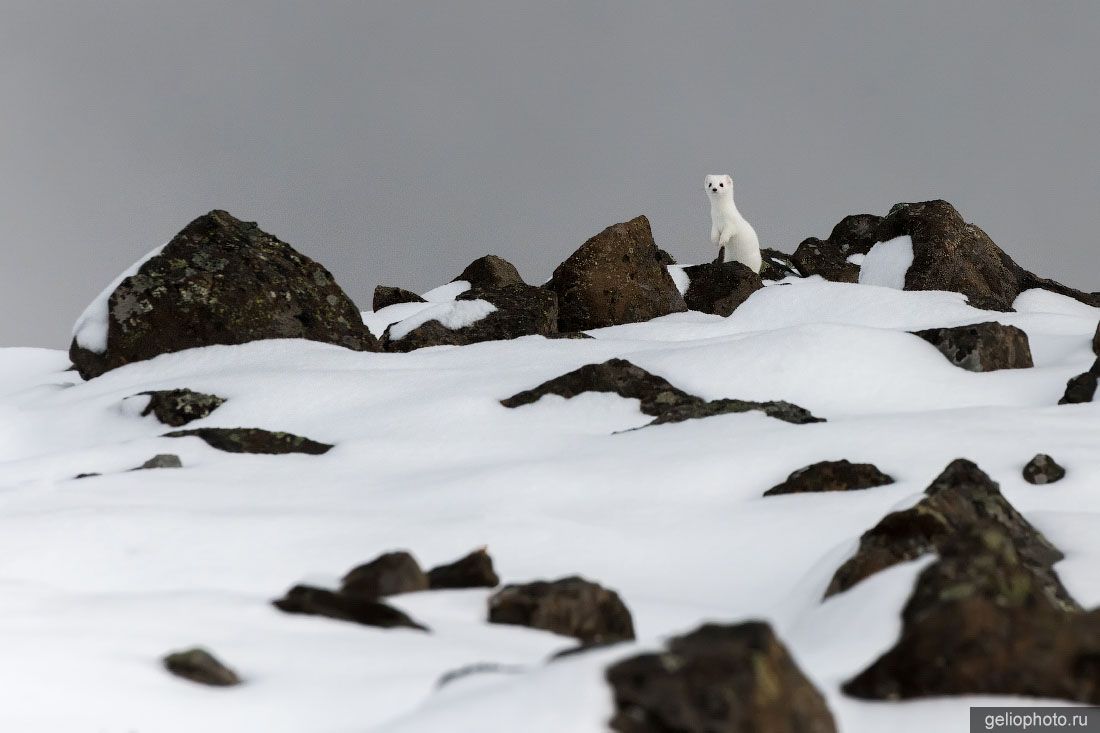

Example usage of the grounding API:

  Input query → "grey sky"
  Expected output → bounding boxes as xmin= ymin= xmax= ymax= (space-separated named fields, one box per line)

xmin=2 ymin=2 xmax=1097 ymax=348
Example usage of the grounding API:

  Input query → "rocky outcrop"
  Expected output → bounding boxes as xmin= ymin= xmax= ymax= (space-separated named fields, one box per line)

xmin=162 ymin=647 xmax=242 ymax=687
xmin=273 ymin=585 xmax=428 ymax=631
xmin=453 ymin=255 xmax=525 ymax=290
xmin=825 ymin=459 xmax=1072 ymax=609
xmin=682 ymin=261 xmax=763 ymax=316
xmin=547 ymin=216 xmax=687 ymax=331
xmin=1060 ymin=359 xmax=1100 ymax=404
xmin=764 ymin=460 xmax=894 ymax=496
xmin=373 ymin=285 xmax=425 ymax=311
xmin=606 ymin=622 xmax=837 ymax=733
xmin=427 ymin=548 xmax=500 ymax=590
xmin=341 ymin=551 xmax=428 ymax=598
xmin=164 ymin=427 xmax=333 ymax=455
xmin=758 ymin=248 xmax=801 ymax=281
xmin=873 ymin=200 xmax=1099 ymax=311
xmin=381 ymin=284 xmax=557 ymax=351
xmin=913 ymin=322 xmax=1033 ymax=372
xmin=488 ymin=576 xmax=635 ymax=644
xmin=70 ymin=210 xmax=377 ymax=379
xmin=843 ymin=526 xmax=1099 ymax=703
xmin=501 ymin=358 xmax=823 ymax=427
xmin=789 ymin=214 xmax=883 ymax=283
xmin=1023 ymin=454 xmax=1066 ymax=485
xmin=138 ymin=388 xmax=225 ymax=427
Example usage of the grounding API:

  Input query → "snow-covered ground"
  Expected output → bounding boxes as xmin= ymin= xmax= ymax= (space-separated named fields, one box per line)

xmin=1 ymin=279 xmax=1098 ymax=731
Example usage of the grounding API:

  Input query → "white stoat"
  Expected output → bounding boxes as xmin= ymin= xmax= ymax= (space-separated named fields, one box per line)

xmin=704 ymin=174 xmax=761 ymax=273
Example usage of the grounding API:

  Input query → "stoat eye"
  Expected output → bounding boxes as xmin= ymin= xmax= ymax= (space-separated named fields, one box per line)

xmin=719 ymin=182 xmax=724 ymax=187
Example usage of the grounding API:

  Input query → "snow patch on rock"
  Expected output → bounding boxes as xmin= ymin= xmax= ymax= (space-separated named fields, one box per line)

xmin=858 ymin=236 xmax=913 ymax=290
xmin=389 ymin=299 xmax=498 ymax=340
xmin=72 ymin=244 xmax=167 ymax=353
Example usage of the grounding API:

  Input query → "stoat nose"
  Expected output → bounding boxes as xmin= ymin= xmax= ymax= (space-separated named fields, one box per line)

xmin=710 ymin=187 xmax=717 ymax=192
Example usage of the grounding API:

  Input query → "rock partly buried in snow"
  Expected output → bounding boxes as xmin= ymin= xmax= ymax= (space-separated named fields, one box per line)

xmin=1059 ymin=358 xmax=1100 ymax=404
xmin=135 ymin=454 xmax=183 ymax=470
xmin=501 ymin=358 xmax=823 ymax=427
xmin=825 ymin=459 xmax=1073 ymax=608
xmin=1094 ymin=322 xmax=1100 ymax=356
xmin=427 ymin=548 xmax=500 ymax=590
xmin=381 ymin=284 xmax=557 ymax=351
xmin=69 ymin=210 xmax=377 ymax=379
xmin=682 ymin=261 xmax=763 ymax=316
xmin=340 ymin=551 xmax=428 ymax=598
xmin=453 ymin=254 xmax=525 ymax=290
xmin=758 ymin=248 xmax=801 ymax=281
xmin=873 ymin=200 xmax=1099 ymax=311
xmin=913 ymin=322 xmax=1034 ymax=372
xmin=488 ymin=576 xmax=635 ymax=644
xmin=547 ymin=215 xmax=687 ymax=332
xmin=606 ymin=622 xmax=837 ymax=733
xmin=139 ymin=388 xmax=226 ymax=427
xmin=1023 ymin=454 xmax=1066 ymax=485
xmin=163 ymin=647 xmax=241 ymax=687
xmin=373 ymin=285 xmax=425 ymax=311
xmin=843 ymin=525 xmax=1098 ymax=703
xmin=764 ymin=460 xmax=894 ymax=496
xmin=273 ymin=585 xmax=428 ymax=630
xmin=164 ymin=427 xmax=333 ymax=455
xmin=789 ymin=214 xmax=883 ymax=284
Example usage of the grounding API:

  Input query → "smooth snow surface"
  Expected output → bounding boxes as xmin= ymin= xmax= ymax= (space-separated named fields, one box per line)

xmin=858 ymin=235 xmax=913 ymax=290
xmin=846 ymin=253 xmax=865 ymax=265
xmin=72 ymin=244 xmax=167 ymax=352
xmin=3 ymin=280 xmax=1100 ymax=732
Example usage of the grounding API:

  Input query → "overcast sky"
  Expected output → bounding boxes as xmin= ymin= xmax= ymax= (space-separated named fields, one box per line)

xmin=1 ymin=1 xmax=1097 ymax=348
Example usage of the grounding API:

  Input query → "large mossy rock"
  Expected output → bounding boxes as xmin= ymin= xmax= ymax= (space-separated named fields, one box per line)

xmin=70 ymin=210 xmax=377 ymax=379
xmin=548 ymin=216 xmax=687 ymax=331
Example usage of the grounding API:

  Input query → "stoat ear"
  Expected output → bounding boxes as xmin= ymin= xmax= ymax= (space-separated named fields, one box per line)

xmin=725 ymin=175 xmax=732 ymax=185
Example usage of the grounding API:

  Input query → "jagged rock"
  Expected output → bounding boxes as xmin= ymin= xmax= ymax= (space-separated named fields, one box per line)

xmin=607 ymin=622 xmax=837 ymax=733
xmin=135 ymin=454 xmax=182 ymax=470
xmin=913 ymin=322 xmax=1033 ymax=372
xmin=454 ymin=255 xmax=525 ymax=290
xmin=488 ymin=576 xmax=635 ymax=644
xmin=381 ymin=284 xmax=558 ymax=351
xmin=1023 ymin=454 xmax=1066 ymax=485
xmin=70 ymin=210 xmax=377 ymax=379
xmin=139 ymin=388 xmax=226 ymax=427
xmin=165 ymin=427 xmax=332 ymax=455
xmin=501 ymin=358 xmax=823 ymax=427
xmin=764 ymin=460 xmax=894 ymax=496
xmin=682 ymin=261 xmax=763 ymax=316
xmin=162 ymin=647 xmax=241 ymax=687
xmin=272 ymin=585 xmax=427 ymax=631
xmin=373 ymin=285 xmax=425 ymax=311
xmin=758 ymin=248 xmax=801 ymax=281
xmin=655 ymin=248 xmax=677 ymax=266
xmin=873 ymin=200 xmax=1099 ymax=311
xmin=825 ymin=459 xmax=1071 ymax=606
xmin=829 ymin=213 xmax=884 ymax=254
xmin=427 ymin=548 xmax=500 ymax=590
xmin=1059 ymin=358 xmax=1100 ymax=404
xmin=843 ymin=526 xmax=1098 ymax=702
xmin=792 ymin=237 xmax=860 ymax=283
xmin=547 ymin=216 xmax=687 ymax=331
xmin=341 ymin=551 xmax=428 ymax=598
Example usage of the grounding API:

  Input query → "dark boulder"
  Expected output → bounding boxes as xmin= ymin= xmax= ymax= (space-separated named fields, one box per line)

xmin=373 ymin=285 xmax=425 ymax=311
xmin=1059 ymin=358 xmax=1100 ymax=404
xmin=381 ymin=284 xmax=557 ymax=351
xmin=682 ymin=261 xmax=763 ymax=316
xmin=759 ymin=248 xmax=801 ymax=281
xmin=164 ymin=427 xmax=333 ymax=455
xmin=655 ymin=248 xmax=677 ymax=266
xmin=427 ymin=548 xmax=500 ymax=590
xmin=341 ymin=551 xmax=428 ymax=598
xmin=607 ymin=622 xmax=837 ymax=733
xmin=547 ymin=216 xmax=687 ymax=331
xmin=1023 ymin=454 xmax=1066 ymax=485
xmin=70 ymin=210 xmax=377 ymax=379
xmin=913 ymin=322 xmax=1033 ymax=372
xmin=873 ymin=200 xmax=1099 ymax=311
xmin=829 ymin=213 xmax=884 ymax=255
xmin=488 ymin=576 xmax=635 ymax=644
xmin=792 ymin=237 xmax=861 ymax=283
xmin=272 ymin=585 xmax=427 ymax=631
xmin=825 ymin=459 xmax=1072 ymax=607
xmin=162 ymin=647 xmax=241 ymax=687
xmin=453 ymin=254 xmax=525 ymax=290
xmin=135 ymin=454 xmax=182 ymax=470
xmin=139 ymin=388 xmax=226 ymax=427
xmin=501 ymin=358 xmax=823 ymax=427
xmin=843 ymin=526 xmax=1098 ymax=702
xmin=764 ymin=460 xmax=894 ymax=496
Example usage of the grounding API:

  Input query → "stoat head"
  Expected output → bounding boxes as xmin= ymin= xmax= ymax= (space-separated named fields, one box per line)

xmin=704 ymin=174 xmax=733 ymax=201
